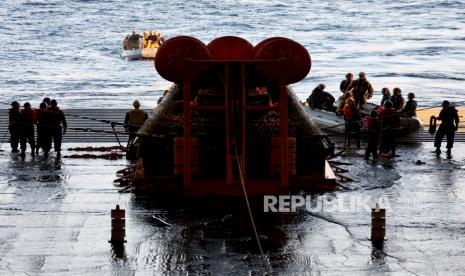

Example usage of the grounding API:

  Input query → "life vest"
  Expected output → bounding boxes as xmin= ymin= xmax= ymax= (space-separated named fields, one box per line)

xmin=343 ymin=106 xmax=354 ymax=120
xmin=127 ymin=109 xmax=146 ymax=126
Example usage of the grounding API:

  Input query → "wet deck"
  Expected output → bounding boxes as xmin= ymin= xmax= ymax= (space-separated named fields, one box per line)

xmin=0 ymin=109 xmax=152 ymax=143
xmin=1 ymin=141 xmax=465 ymax=274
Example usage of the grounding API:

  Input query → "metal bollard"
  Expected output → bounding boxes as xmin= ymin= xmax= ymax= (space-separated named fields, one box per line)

xmin=110 ymin=205 xmax=126 ymax=243
xmin=371 ymin=204 xmax=385 ymax=242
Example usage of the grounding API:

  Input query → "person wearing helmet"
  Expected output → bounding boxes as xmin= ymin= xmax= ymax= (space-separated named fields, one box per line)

xmin=390 ymin=87 xmax=405 ymax=111
xmin=402 ymin=92 xmax=417 ymax=117
xmin=124 ymin=100 xmax=148 ymax=145
xmin=342 ymin=98 xmax=362 ymax=148
xmin=8 ymin=101 xmax=21 ymax=153
xmin=18 ymin=102 xmax=36 ymax=158
xmin=434 ymin=100 xmax=459 ymax=155
xmin=339 ymin=73 xmax=354 ymax=94
xmin=352 ymin=72 xmax=374 ymax=108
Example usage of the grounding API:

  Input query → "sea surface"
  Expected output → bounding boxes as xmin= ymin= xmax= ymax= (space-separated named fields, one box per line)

xmin=1 ymin=0 xmax=465 ymax=109
xmin=1 ymin=1 xmax=465 ymax=275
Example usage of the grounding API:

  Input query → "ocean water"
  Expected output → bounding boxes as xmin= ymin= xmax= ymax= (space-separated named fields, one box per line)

xmin=2 ymin=1 xmax=465 ymax=275
xmin=1 ymin=0 xmax=464 ymax=108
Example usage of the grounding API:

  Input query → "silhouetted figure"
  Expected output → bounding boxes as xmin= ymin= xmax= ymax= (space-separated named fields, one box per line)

xmin=352 ymin=72 xmax=374 ymax=108
xmin=434 ymin=100 xmax=459 ymax=155
xmin=306 ymin=84 xmax=335 ymax=111
xmin=380 ymin=87 xmax=391 ymax=107
xmin=18 ymin=102 xmax=36 ymax=158
xmin=389 ymin=87 xmax=405 ymax=111
xmin=8 ymin=101 xmax=21 ymax=153
xmin=35 ymin=102 xmax=48 ymax=155
xmin=44 ymin=99 xmax=67 ymax=156
xmin=124 ymin=100 xmax=148 ymax=146
xmin=339 ymin=73 xmax=354 ymax=94
xmin=364 ymin=110 xmax=380 ymax=160
xmin=402 ymin=92 xmax=417 ymax=117
xmin=378 ymin=101 xmax=400 ymax=157
xmin=43 ymin=97 xmax=51 ymax=107
xmin=343 ymin=98 xmax=361 ymax=148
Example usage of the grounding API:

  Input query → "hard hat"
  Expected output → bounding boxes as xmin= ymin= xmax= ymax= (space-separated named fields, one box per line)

xmin=133 ymin=100 xmax=140 ymax=107
xmin=11 ymin=101 xmax=19 ymax=108
xmin=442 ymin=100 xmax=450 ymax=107
xmin=358 ymin=72 xmax=366 ymax=77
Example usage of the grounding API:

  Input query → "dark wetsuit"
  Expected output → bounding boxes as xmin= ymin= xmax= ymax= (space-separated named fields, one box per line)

xmin=434 ymin=107 xmax=459 ymax=150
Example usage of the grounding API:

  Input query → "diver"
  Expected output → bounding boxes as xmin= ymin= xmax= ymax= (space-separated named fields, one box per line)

xmin=124 ymin=100 xmax=148 ymax=147
xmin=8 ymin=101 xmax=21 ymax=153
xmin=306 ymin=84 xmax=335 ymax=111
xmin=390 ymin=87 xmax=405 ymax=111
xmin=352 ymin=72 xmax=374 ymax=108
xmin=434 ymin=100 xmax=459 ymax=155
xmin=402 ymin=92 xmax=417 ymax=117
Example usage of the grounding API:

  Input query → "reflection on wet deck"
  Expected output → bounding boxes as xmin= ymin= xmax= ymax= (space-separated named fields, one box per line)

xmin=1 ymin=142 xmax=465 ymax=274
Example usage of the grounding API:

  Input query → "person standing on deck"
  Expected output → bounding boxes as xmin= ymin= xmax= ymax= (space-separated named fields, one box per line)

xmin=342 ymin=98 xmax=362 ymax=148
xmin=352 ymin=72 xmax=374 ymax=108
xmin=35 ymin=102 xmax=48 ymax=155
xmin=378 ymin=100 xmax=400 ymax=157
xmin=8 ymin=101 xmax=21 ymax=153
xmin=364 ymin=110 xmax=380 ymax=160
xmin=18 ymin=102 xmax=36 ymax=158
xmin=434 ymin=100 xmax=459 ymax=155
xmin=340 ymin=73 xmax=354 ymax=94
xmin=124 ymin=100 xmax=148 ymax=146
xmin=46 ymin=99 xmax=67 ymax=156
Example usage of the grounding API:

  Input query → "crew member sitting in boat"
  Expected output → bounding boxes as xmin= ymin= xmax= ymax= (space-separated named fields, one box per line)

xmin=141 ymin=31 xmax=150 ymax=48
xmin=390 ymin=87 xmax=405 ymax=111
xmin=380 ymin=87 xmax=391 ymax=106
xmin=402 ymin=92 xmax=417 ymax=117
xmin=127 ymin=31 xmax=142 ymax=49
xmin=306 ymin=84 xmax=335 ymax=111
xmin=378 ymin=100 xmax=401 ymax=157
